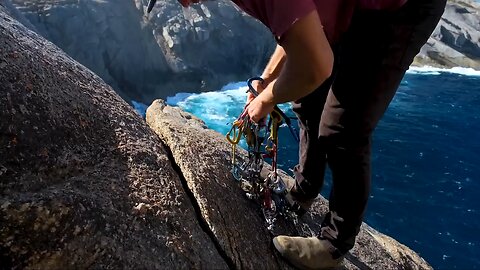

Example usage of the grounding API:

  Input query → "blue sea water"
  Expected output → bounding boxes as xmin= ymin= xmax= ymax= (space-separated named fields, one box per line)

xmin=137 ymin=67 xmax=480 ymax=269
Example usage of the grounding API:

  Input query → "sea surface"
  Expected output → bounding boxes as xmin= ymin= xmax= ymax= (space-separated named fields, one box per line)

xmin=135 ymin=67 xmax=480 ymax=269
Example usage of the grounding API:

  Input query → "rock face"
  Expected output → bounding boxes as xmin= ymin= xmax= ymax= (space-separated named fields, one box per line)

xmin=8 ymin=0 xmax=275 ymax=103
xmin=2 ymin=5 xmax=434 ymax=269
xmin=414 ymin=0 xmax=480 ymax=69
xmin=0 ymin=7 xmax=226 ymax=269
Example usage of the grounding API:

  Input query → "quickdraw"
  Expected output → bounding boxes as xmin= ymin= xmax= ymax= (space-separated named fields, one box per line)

xmin=226 ymin=77 xmax=301 ymax=230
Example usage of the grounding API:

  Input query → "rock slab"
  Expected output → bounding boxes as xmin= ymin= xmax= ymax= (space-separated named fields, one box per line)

xmin=0 ymin=7 xmax=226 ymax=269
xmin=146 ymin=99 xmax=434 ymax=270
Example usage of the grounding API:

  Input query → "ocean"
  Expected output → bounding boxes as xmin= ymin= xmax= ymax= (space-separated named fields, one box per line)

xmin=135 ymin=66 xmax=480 ymax=269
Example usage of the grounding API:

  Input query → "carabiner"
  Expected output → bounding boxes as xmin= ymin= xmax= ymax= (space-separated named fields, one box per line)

xmin=247 ymin=77 xmax=264 ymax=97
xmin=226 ymin=120 xmax=244 ymax=145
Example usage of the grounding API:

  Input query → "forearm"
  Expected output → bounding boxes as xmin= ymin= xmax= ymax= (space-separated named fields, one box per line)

xmin=261 ymin=45 xmax=286 ymax=84
xmin=261 ymin=59 xmax=328 ymax=104
xmin=245 ymin=10 xmax=334 ymax=123
xmin=260 ymin=11 xmax=333 ymax=104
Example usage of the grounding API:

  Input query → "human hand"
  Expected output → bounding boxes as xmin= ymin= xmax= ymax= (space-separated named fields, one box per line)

xmin=245 ymin=91 xmax=276 ymax=123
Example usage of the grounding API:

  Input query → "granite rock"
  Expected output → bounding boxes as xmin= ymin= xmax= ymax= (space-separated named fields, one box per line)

xmin=146 ymin=99 xmax=434 ymax=270
xmin=0 ymin=7 xmax=227 ymax=269
xmin=414 ymin=0 xmax=480 ymax=69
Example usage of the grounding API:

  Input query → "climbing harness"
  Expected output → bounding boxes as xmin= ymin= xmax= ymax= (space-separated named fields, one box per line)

xmin=226 ymin=77 xmax=301 ymax=230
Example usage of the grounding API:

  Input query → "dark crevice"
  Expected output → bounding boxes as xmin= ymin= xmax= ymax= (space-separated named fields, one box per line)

xmin=215 ymin=202 xmax=242 ymax=269
xmin=160 ymin=140 xmax=236 ymax=270
xmin=344 ymin=252 xmax=373 ymax=270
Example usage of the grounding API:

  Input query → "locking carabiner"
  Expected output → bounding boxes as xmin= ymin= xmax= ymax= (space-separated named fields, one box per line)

xmin=247 ymin=77 xmax=264 ymax=97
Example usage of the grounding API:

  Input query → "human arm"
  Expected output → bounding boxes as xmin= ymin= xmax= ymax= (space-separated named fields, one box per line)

xmin=247 ymin=45 xmax=286 ymax=104
xmin=246 ymin=10 xmax=334 ymax=122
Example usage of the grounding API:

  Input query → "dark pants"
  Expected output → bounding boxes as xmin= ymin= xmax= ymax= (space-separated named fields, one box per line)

xmin=291 ymin=0 xmax=446 ymax=253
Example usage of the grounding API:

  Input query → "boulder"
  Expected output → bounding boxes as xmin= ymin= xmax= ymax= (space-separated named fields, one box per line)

xmin=0 ymin=7 xmax=226 ymax=269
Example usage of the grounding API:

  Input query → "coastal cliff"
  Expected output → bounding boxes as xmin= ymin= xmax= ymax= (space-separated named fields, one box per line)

xmin=5 ymin=0 xmax=479 ymax=103
xmin=7 ymin=0 xmax=275 ymax=102
xmin=0 ymin=6 xmax=432 ymax=269
xmin=414 ymin=0 xmax=480 ymax=69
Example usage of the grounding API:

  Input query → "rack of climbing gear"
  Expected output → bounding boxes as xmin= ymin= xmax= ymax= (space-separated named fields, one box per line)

xmin=226 ymin=77 xmax=301 ymax=230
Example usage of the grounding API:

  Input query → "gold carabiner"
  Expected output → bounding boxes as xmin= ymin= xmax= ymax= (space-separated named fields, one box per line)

xmin=226 ymin=120 xmax=244 ymax=145
xmin=265 ymin=111 xmax=281 ymax=152
xmin=270 ymin=111 xmax=282 ymax=142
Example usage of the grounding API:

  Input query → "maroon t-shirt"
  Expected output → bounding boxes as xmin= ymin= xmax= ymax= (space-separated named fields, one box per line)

xmin=232 ymin=0 xmax=407 ymax=44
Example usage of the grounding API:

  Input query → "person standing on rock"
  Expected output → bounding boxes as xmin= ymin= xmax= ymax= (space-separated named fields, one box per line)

xmin=154 ymin=0 xmax=447 ymax=269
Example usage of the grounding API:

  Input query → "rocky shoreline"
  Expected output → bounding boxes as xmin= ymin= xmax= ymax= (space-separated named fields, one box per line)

xmin=6 ymin=0 xmax=275 ymax=103
xmin=0 ymin=5 xmax=433 ymax=269
xmin=4 ymin=0 xmax=479 ymax=104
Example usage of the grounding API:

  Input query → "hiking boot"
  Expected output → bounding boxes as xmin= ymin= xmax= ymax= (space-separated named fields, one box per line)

xmin=281 ymin=176 xmax=314 ymax=215
xmin=273 ymin=236 xmax=344 ymax=270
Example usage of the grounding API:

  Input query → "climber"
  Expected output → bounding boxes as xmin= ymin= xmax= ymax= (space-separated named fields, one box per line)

xmin=148 ymin=0 xmax=446 ymax=269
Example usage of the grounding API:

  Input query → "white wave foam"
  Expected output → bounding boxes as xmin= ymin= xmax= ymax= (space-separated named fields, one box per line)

xmin=221 ymin=81 xmax=247 ymax=91
xmin=207 ymin=114 xmax=228 ymax=121
xmin=167 ymin=82 xmax=248 ymax=107
xmin=166 ymin=92 xmax=194 ymax=106
xmin=179 ymin=89 xmax=245 ymax=108
xmin=164 ymin=82 xmax=250 ymax=132
xmin=408 ymin=66 xmax=480 ymax=76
